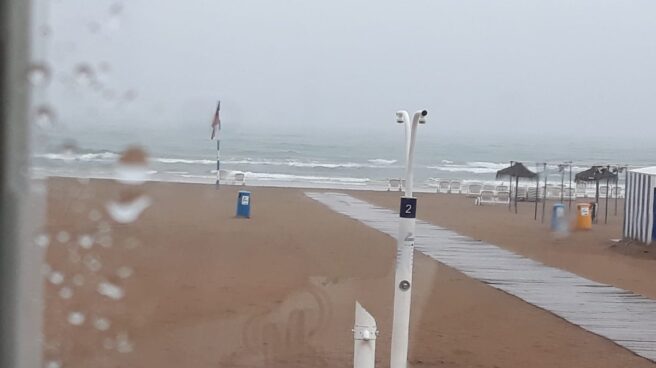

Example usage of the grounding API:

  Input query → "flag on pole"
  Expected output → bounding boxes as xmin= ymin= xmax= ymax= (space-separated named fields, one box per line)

xmin=210 ymin=101 xmax=221 ymax=140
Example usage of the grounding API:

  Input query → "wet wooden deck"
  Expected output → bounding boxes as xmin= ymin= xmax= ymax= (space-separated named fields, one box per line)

xmin=306 ymin=192 xmax=656 ymax=362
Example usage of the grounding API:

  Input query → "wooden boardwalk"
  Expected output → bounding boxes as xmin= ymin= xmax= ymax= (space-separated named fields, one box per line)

xmin=306 ymin=192 xmax=656 ymax=362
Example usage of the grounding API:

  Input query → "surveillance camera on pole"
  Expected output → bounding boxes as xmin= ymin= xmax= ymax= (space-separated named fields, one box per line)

xmin=390 ymin=109 xmax=427 ymax=368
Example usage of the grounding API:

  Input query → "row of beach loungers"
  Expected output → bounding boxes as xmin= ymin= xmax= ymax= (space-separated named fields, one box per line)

xmin=387 ymin=179 xmax=625 ymax=202
xmin=219 ymin=170 xmax=246 ymax=185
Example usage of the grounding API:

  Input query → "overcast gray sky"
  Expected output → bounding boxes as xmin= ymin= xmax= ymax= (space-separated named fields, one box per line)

xmin=45 ymin=0 xmax=656 ymax=140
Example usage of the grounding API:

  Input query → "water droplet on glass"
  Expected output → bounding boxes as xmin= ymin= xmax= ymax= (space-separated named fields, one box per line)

xmin=87 ymin=21 xmax=101 ymax=34
xmin=98 ymin=235 xmax=112 ymax=248
xmin=103 ymin=337 xmax=115 ymax=350
xmin=106 ymin=195 xmax=151 ymax=224
xmin=93 ymin=317 xmax=111 ymax=331
xmin=123 ymin=89 xmax=137 ymax=102
xmin=78 ymin=235 xmax=94 ymax=249
xmin=116 ymin=332 xmax=133 ymax=353
xmin=59 ymin=287 xmax=73 ymax=299
xmin=68 ymin=249 xmax=81 ymax=263
xmin=42 ymin=264 xmax=52 ymax=276
xmin=97 ymin=281 xmax=124 ymax=300
xmin=114 ymin=147 xmax=150 ymax=185
xmin=124 ymin=237 xmax=141 ymax=249
xmin=49 ymin=271 xmax=64 ymax=285
xmin=98 ymin=221 xmax=111 ymax=234
xmin=33 ymin=105 xmax=56 ymax=129
xmin=45 ymin=360 xmax=62 ymax=368
xmin=116 ymin=266 xmax=133 ymax=279
xmin=56 ymin=231 xmax=70 ymax=243
xmin=72 ymin=274 xmax=85 ymax=287
xmin=107 ymin=15 xmax=122 ymax=31
xmin=67 ymin=311 xmax=85 ymax=326
xmin=83 ymin=255 xmax=102 ymax=272
xmin=27 ymin=63 xmax=51 ymax=87
xmin=71 ymin=202 xmax=85 ymax=214
xmin=102 ymin=89 xmax=116 ymax=101
xmin=59 ymin=140 xmax=79 ymax=160
xmin=99 ymin=61 xmax=111 ymax=73
xmin=109 ymin=2 xmax=123 ymax=14
xmin=74 ymin=64 xmax=95 ymax=86
xmin=35 ymin=234 xmax=50 ymax=248
xmin=106 ymin=3 xmax=123 ymax=31
xmin=88 ymin=209 xmax=102 ymax=222
xmin=39 ymin=25 xmax=52 ymax=38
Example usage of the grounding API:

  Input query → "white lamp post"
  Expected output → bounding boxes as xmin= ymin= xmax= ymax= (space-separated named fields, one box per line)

xmin=390 ymin=109 xmax=427 ymax=368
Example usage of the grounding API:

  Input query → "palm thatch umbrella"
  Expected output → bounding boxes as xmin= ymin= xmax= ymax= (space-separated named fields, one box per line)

xmin=496 ymin=162 xmax=537 ymax=214
xmin=575 ymin=166 xmax=618 ymax=224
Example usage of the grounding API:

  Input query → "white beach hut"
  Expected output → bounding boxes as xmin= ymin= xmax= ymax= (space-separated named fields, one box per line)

xmin=624 ymin=167 xmax=656 ymax=244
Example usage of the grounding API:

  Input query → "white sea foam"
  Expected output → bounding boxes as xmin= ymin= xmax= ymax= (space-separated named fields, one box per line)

xmin=154 ymin=158 xmax=215 ymax=165
xmin=243 ymin=172 xmax=370 ymax=184
xmin=36 ymin=151 xmax=119 ymax=162
xmin=367 ymin=159 xmax=397 ymax=165
xmin=428 ymin=161 xmax=508 ymax=174
xmin=222 ymin=159 xmax=365 ymax=169
xmin=154 ymin=157 xmax=398 ymax=169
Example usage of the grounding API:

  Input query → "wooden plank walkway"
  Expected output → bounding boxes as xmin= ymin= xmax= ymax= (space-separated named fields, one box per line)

xmin=306 ymin=192 xmax=656 ymax=362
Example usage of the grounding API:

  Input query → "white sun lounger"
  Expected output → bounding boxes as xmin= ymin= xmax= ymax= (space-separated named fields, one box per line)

xmin=496 ymin=191 xmax=510 ymax=204
xmin=563 ymin=187 xmax=576 ymax=201
xmin=233 ymin=172 xmax=246 ymax=186
xmin=527 ymin=187 xmax=540 ymax=202
xmin=482 ymin=184 xmax=496 ymax=192
xmin=387 ymin=178 xmax=402 ymax=192
xmin=516 ymin=186 xmax=528 ymax=201
xmin=467 ymin=183 xmax=483 ymax=197
xmin=495 ymin=185 xmax=509 ymax=193
xmin=611 ymin=186 xmax=623 ymax=199
xmin=218 ymin=170 xmax=229 ymax=183
xmin=449 ymin=181 xmax=461 ymax=194
xmin=576 ymin=183 xmax=587 ymax=198
xmin=438 ymin=180 xmax=451 ymax=193
xmin=546 ymin=187 xmax=561 ymax=200
xmin=476 ymin=190 xmax=497 ymax=205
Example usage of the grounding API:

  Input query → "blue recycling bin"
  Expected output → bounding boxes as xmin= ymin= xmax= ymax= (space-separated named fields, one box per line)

xmin=551 ymin=203 xmax=566 ymax=232
xmin=236 ymin=191 xmax=251 ymax=218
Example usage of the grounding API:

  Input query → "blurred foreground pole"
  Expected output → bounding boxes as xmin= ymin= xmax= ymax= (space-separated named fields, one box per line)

xmin=354 ymin=302 xmax=377 ymax=368
xmin=541 ymin=163 xmax=547 ymax=223
xmin=605 ymin=167 xmax=610 ymax=224
xmin=568 ymin=162 xmax=573 ymax=211
xmin=534 ymin=163 xmax=539 ymax=220
xmin=1 ymin=0 xmax=43 ymax=367
xmin=559 ymin=164 xmax=565 ymax=203
xmin=508 ymin=161 xmax=513 ymax=212
xmin=390 ymin=109 xmax=427 ymax=368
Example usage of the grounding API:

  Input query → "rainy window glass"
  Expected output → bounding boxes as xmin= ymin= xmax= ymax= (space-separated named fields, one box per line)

xmin=16 ymin=1 xmax=656 ymax=367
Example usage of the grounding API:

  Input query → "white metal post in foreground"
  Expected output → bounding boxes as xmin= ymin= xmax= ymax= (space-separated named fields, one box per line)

xmin=390 ymin=110 xmax=427 ymax=368
xmin=353 ymin=302 xmax=378 ymax=368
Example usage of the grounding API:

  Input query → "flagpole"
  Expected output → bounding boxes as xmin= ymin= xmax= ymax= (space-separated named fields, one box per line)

xmin=211 ymin=100 xmax=221 ymax=190
xmin=216 ymin=138 xmax=220 ymax=189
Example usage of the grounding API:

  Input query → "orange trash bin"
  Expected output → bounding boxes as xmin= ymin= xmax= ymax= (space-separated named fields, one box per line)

xmin=576 ymin=203 xmax=592 ymax=230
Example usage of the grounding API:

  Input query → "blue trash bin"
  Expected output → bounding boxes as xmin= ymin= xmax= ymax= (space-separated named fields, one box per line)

xmin=551 ymin=203 xmax=566 ymax=232
xmin=236 ymin=191 xmax=251 ymax=218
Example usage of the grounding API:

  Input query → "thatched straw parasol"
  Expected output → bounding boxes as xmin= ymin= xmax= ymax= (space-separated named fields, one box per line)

xmin=575 ymin=166 xmax=618 ymax=224
xmin=496 ymin=162 xmax=537 ymax=214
